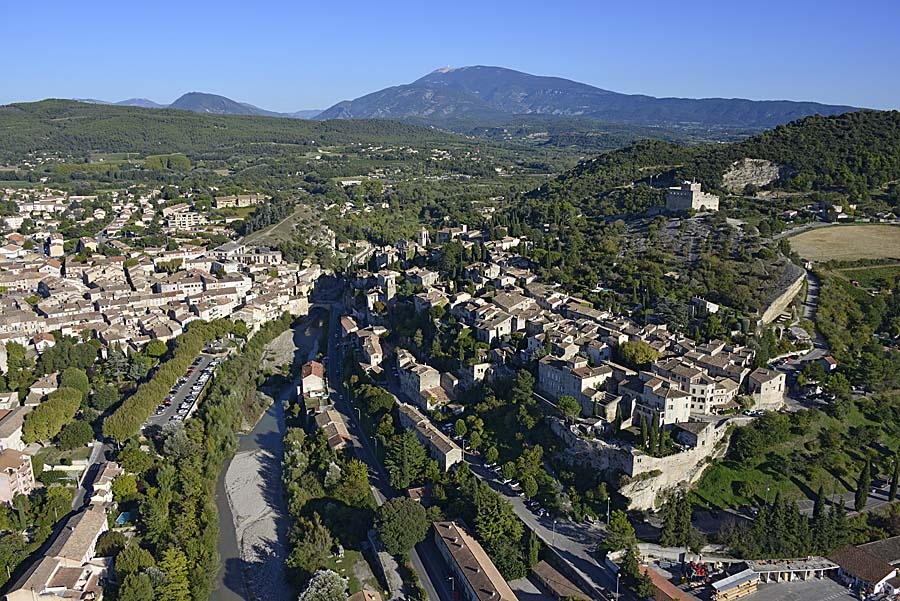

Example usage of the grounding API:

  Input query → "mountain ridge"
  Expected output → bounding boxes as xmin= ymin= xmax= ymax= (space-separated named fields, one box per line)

xmin=315 ymin=65 xmax=861 ymax=129
xmin=75 ymin=92 xmax=322 ymax=119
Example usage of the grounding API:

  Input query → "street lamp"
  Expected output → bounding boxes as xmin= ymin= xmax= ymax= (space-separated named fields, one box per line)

xmin=765 ymin=486 xmax=770 ymax=506
xmin=607 ymin=498 xmax=611 ymax=525
xmin=552 ymin=519 xmax=557 ymax=546
xmin=355 ymin=407 xmax=361 ymax=421
xmin=616 ymin=572 xmax=621 ymax=600
xmin=448 ymin=576 xmax=454 ymax=592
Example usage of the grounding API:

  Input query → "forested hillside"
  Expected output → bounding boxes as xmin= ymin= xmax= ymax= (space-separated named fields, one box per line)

xmin=0 ymin=100 xmax=472 ymax=161
xmin=526 ymin=110 xmax=900 ymax=215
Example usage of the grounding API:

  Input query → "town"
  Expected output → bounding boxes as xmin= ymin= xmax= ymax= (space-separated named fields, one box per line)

xmin=0 ymin=169 xmax=898 ymax=601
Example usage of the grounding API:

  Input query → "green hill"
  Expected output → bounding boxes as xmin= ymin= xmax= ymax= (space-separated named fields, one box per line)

xmin=0 ymin=99 xmax=470 ymax=161
xmin=525 ymin=109 xmax=900 ymax=216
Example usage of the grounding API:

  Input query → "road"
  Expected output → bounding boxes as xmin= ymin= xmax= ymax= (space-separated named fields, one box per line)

xmin=773 ymin=221 xmax=832 ymax=240
xmin=324 ymin=301 xmax=451 ymax=601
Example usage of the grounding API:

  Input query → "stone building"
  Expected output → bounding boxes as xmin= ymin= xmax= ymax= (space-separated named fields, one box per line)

xmin=666 ymin=182 xmax=719 ymax=212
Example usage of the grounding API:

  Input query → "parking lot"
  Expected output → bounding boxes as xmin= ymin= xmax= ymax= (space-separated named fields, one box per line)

xmin=144 ymin=354 xmax=222 ymax=429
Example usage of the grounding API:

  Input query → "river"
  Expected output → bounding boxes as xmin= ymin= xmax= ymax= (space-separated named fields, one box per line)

xmin=210 ymin=310 xmax=326 ymax=601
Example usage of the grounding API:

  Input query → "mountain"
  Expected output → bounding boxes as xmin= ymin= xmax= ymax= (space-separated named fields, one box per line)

xmin=285 ymin=109 xmax=322 ymax=119
xmin=315 ymin=66 xmax=861 ymax=129
xmin=168 ymin=92 xmax=284 ymax=117
xmin=115 ymin=98 xmax=166 ymax=109
xmin=72 ymin=94 xmax=321 ymax=119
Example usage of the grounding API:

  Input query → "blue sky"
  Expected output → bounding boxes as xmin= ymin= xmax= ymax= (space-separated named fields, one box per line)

xmin=4 ymin=0 xmax=898 ymax=111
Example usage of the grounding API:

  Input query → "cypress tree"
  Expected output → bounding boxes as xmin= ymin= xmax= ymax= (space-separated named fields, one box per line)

xmin=855 ymin=460 xmax=871 ymax=512
xmin=812 ymin=484 xmax=825 ymax=524
xmin=890 ymin=456 xmax=899 ymax=502
xmin=648 ymin=413 xmax=659 ymax=452
xmin=640 ymin=416 xmax=649 ymax=448
xmin=613 ymin=403 xmax=623 ymax=432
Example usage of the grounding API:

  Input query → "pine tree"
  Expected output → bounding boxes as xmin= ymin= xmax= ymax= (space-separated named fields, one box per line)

xmin=855 ymin=460 xmax=871 ymax=512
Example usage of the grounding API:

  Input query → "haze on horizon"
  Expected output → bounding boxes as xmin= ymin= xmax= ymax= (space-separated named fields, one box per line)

xmin=4 ymin=0 xmax=899 ymax=112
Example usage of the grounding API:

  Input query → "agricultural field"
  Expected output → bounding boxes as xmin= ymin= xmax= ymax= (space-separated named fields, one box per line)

xmin=789 ymin=224 xmax=900 ymax=261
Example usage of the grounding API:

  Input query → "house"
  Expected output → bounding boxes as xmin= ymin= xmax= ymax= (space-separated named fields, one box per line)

xmin=820 ymin=355 xmax=839 ymax=373
xmin=531 ymin=561 xmax=589 ymax=600
xmin=5 ymin=504 xmax=110 ymax=601
xmin=340 ymin=315 xmax=359 ymax=337
xmin=397 ymin=403 xmax=462 ymax=471
xmin=0 ymin=449 xmax=34 ymax=504
xmin=28 ymin=372 xmax=59 ymax=404
xmin=747 ymin=368 xmax=786 ymax=405
xmin=88 ymin=462 xmax=123 ymax=505
xmin=0 ymin=407 xmax=31 ymax=452
xmin=314 ymin=410 xmax=352 ymax=451
xmin=301 ymin=361 xmax=326 ymax=396
xmin=829 ymin=545 xmax=898 ymax=597
xmin=538 ymin=355 xmax=612 ymax=417
xmin=432 ymin=521 xmax=516 ymax=601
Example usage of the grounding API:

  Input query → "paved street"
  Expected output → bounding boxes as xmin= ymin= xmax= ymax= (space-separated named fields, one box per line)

xmin=324 ymin=301 xmax=451 ymax=601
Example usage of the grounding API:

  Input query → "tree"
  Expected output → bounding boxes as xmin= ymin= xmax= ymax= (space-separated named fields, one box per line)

xmin=604 ymin=510 xmax=636 ymax=552
xmin=377 ymin=497 xmax=428 ymax=557
xmin=119 ymin=573 xmax=155 ymax=601
xmin=59 ymin=367 xmax=89 ymax=396
xmin=298 ymin=569 xmax=348 ymax=601
xmin=635 ymin=571 xmax=657 ymax=598
xmin=527 ymin=530 xmax=541 ymax=567
xmin=90 ymin=384 xmax=119 ymax=412
xmin=648 ymin=413 xmax=659 ymax=451
xmin=94 ymin=530 xmax=127 ymax=557
xmin=145 ymin=339 xmax=168 ymax=359
xmin=812 ymin=485 xmax=826 ymax=524
xmin=112 ymin=474 xmax=139 ymax=502
xmin=56 ymin=420 xmax=93 ymax=450
xmin=557 ymin=395 xmax=581 ymax=421
xmin=288 ymin=513 xmax=333 ymax=576
xmin=522 ymin=474 xmax=538 ymax=499
xmin=484 ymin=446 xmax=499 ymax=465
xmin=115 ymin=544 xmax=156 ymax=578
xmin=475 ymin=482 xmax=523 ymax=544
xmin=23 ymin=387 xmax=81 ymax=443
xmin=855 ymin=460 xmax=871 ymax=512
xmin=890 ymin=456 xmax=899 ymax=502
xmin=619 ymin=340 xmax=659 ymax=368
xmin=613 ymin=403 xmax=623 ymax=432
xmin=158 ymin=548 xmax=191 ymax=601
xmin=640 ymin=416 xmax=649 ymax=448
xmin=454 ymin=419 xmax=467 ymax=438
xmin=384 ymin=430 xmax=427 ymax=489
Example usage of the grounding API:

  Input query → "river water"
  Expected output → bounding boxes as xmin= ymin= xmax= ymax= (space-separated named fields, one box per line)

xmin=210 ymin=310 xmax=326 ymax=601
